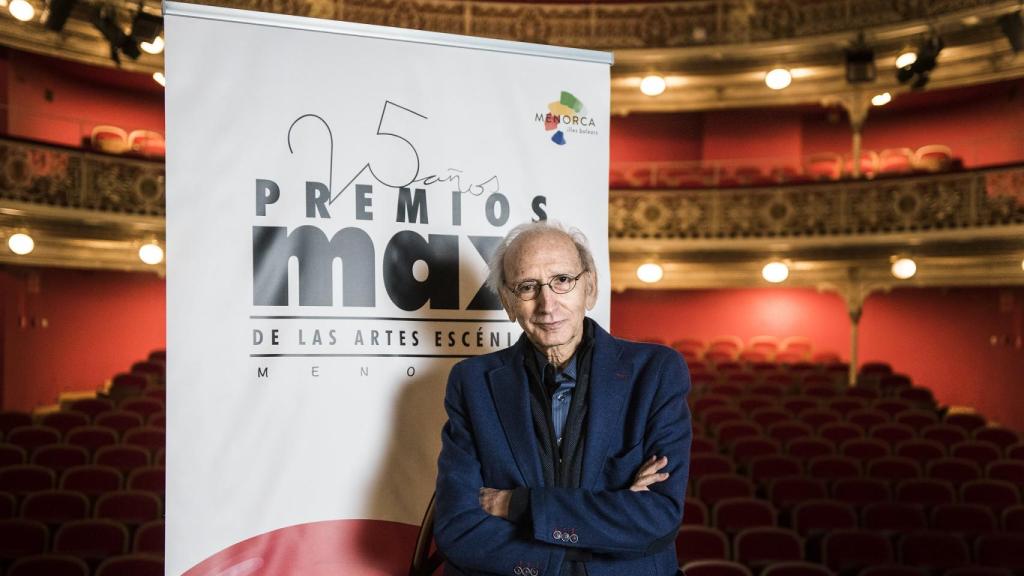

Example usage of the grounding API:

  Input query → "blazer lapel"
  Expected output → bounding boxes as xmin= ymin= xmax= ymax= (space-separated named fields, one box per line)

xmin=582 ymin=325 xmax=633 ymax=489
xmin=487 ymin=338 xmax=545 ymax=488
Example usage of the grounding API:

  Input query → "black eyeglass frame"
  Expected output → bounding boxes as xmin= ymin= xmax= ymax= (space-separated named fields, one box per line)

xmin=505 ymin=270 xmax=587 ymax=301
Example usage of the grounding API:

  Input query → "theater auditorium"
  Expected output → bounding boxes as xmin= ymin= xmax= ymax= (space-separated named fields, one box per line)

xmin=1 ymin=1 xmax=1023 ymax=575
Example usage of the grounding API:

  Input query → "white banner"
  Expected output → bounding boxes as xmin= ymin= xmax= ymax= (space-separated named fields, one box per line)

xmin=164 ymin=4 xmax=611 ymax=574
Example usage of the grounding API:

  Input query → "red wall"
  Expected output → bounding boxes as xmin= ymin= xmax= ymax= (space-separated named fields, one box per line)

xmin=610 ymin=286 xmax=1024 ymax=432
xmin=700 ymin=109 xmax=804 ymax=169
xmin=0 ymin=267 xmax=166 ymax=412
xmin=3 ymin=50 xmax=164 ymax=148
xmin=610 ymin=112 xmax=703 ymax=163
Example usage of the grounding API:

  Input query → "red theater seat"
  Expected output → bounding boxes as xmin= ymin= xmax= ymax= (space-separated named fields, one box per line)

xmin=749 ymin=455 xmax=802 ymax=485
xmin=0 ymin=492 xmax=14 ymax=518
xmin=791 ymin=499 xmax=857 ymax=538
xmin=862 ymin=502 xmax=927 ymax=534
xmin=95 ymin=553 xmax=164 ymax=576
xmin=973 ymin=427 xmax=1019 ymax=451
xmin=799 ymin=409 xmax=842 ymax=431
xmin=1009 ymin=442 xmax=1024 ymax=460
xmin=986 ymin=460 xmax=1024 ymax=484
xmin=897 ymin=387 xmax=935 ymax=408
xmin=827 ymin=398 xmax=868 ymax=417
xmin=734 ymin=527 xmax=803 ymax=569
xmin=769 ymin=477 xmax=828 ymax=511
xmin=921 ymin=424 xmax=969 ymax=446
xmin=108 ymin=374 xmax=149 ymax=401
xmin=134 ymin=520 xmax=164 ymax=554
xmin=40 ymin=413 xmax=90 ymax=439
xmin=897 ymin=531 xmax=970 ymax=572
xmin=676 ymin=526 xmax=730 ymax=564
xmin=701 ymin=406 xmax=744 ymax=430
xmin=127 ymin=466 xmax=165 ymax=497
xmin=930 ymin=504 xmax=997 ymax=539
xmin=858 ymin=567 xmax=926 ymax=576
xmin=732 ymin=438 xmax=782 ymax=466
xmin=1004 ymin=506 xmax=1024 ymax=532
xmin=68 ymin=398 xmax=115 ymax=422
xmin=926 ymin=458 xmax=981 ymax=487
xmin=738 ymin=396 xmax=778 ymax=415
xmin=974 ymin=533 xmax=1024 ymax=572
xmin=944 ymin=568 xmax=1013 ymax=576
xmin=95 ymin=446 xmax=150 ymax=475
xmin=786 ymin=438 xmax=835 ymax=461
xmin=691 ymin=455 xmax=735 ymax=481
xmin=93 ymin=411 xmax=145 ymax=439
xmin=0 ymin=519 xmax=49 ymax=562
xmin=716 ymin=422 xmax=761 ymax=448
xmin=768 ymin=421 xmax=815 ymax=446
xmin=895 ymin=479 xmax=956 ymax=509
xmin=32 ymin=444 xmax=90 ymax=475
xmin=123 ymin=427 xmax=166 ymax=456
xmin=822 ymin=530 xmax=893 ymax=575
xmin=807 ymin=456 xmax=860 ymax=482
xmin=751 ymin=408 xmax=792 ymax=429
xmin=7 ymin=554 xmax=90 ymax=576
xmin=95 ymin=491 xmax=161 ymax=526
xmin=960 ymin=479 xmax=1021 ymax=513
xmin=818 ymin=423 xmax=863 ymax=448
xmin=7 ymin=426 xmax=61 ymax=456
xmin=945 ymin=413 xmax=987 ymax=433
xmin=839 ymin=438 xmax=890 ymax=462
xmin=681 ymin=560 xmax=752 ymax=576
xmin=119 ymin=399 xmax=164 ymax=422
xmin=60 ymin=465 xmax=122 ymax=498
xmin=782 ymin=397 xmax=819 ymax=416
xmin=0 ymin=465 xmax=56 ymax=496
xmin=66 ymin=426 xmax=118 ymax=456
xmin=894 ymin=409 xmax=938 ymax=430
xmin=697 ymin=474 xmax=755 ymax=507
xmin=832 ymin=478 xmax=891 ymax=508
xmin=692 ymin=437 xmax=717 ymax=455
xmin=866 ymin=457 xmax=921 ymax=483
xmin=0 ymin=443 xmax=27 ymax=467
xmin=20 ymin=490 xmax=90 ymax=525
xmin=895 ymin=439 xmax=946 ymax=466
xmin=712 ymin=498 xmax=776 ymax=534
xmin=685 ymin=497 xmax=709 ymax=526
xmin=846 ymin=409 xmax=889 ymax=430
xmin=951 ymin=441 xmax=1002 ymax=468
xmin=762 ymin=562 xmax=834 ymax=576
xmin=53 ymin=519 xmax=130 ymax=561
xmin=869 ymin=424 xmax=915 ymax=449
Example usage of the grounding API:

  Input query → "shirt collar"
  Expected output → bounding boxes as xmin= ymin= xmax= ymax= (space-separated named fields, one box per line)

xmin=532 ymin=346 xmax=578 ymax=382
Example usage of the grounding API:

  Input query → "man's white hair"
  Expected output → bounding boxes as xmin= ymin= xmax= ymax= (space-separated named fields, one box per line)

xmin=486 ymin=220 xmax=597 ymax=296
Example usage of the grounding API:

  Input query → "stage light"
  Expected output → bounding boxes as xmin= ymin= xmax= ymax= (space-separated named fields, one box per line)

xmin=131 ymin=11 xmax=162 ymax=44
xmin=999 ymin=11 xmax=1023 ymax=54
xmin=8 ymin=233 xmax=34 ymax=255
xmin=640 ymin=75 xmax=666 ymax=97
xmin=140 ymin=35 xmax=164 ymax=55
xmin=1020 ymin=257 xmax=1024 ymax=272
xmin=897 ymin=35 xmax=943 ymax=90
xmin=153 ymin=72 xmax=166 ymax=87
xmin=139 ymin=242 xmax=164 ymax=265
xmin=9 ymin=0 xmax=35 ymax=21
xmin=891 ymin=257 xmax=917 ymax=279
xmin=871 ymin=92 xmax=892 ymax=106
xmin=765 ymin=68 xmax=792 ymax=90
xmin=895 ymin=51 xmax=917 ymax=69
xmin=845 ymin=35 xmax=876 ymax=84
xmin=636 ymin=263 xmax=664 ymax=284
xmin=762 ymin=261 xmax=789 ymax=283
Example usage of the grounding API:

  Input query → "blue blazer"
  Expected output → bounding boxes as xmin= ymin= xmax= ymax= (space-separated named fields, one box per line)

xmin=434 ymin=322 xmax=692 ymax=576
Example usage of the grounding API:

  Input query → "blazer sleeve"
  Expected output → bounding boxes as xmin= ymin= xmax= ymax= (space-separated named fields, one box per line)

xmin=526 ymin=349 xmax=692 ymax=557
xmin=433 ymin=361 xmax=567 ymax=576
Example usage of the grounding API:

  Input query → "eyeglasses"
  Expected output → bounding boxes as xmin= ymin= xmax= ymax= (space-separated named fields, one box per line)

xmin=506 ymin=271 xmax=586 ymax=301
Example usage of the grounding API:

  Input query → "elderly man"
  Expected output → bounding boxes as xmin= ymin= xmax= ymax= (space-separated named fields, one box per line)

xmin=434 ymin=221 xmax=692 ymax=576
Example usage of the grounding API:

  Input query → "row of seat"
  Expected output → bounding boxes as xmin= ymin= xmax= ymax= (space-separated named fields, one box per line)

xmin=0 ymin=489 xmax=164 ymax=526
xmin=0 ymin=518 xmax=163 ymax=563
xmin=683 ymin=561 xmax=1019 ymax=576
xmin=0 ymin=465 xmax=164 ymax=499
xmin=684 ymin=497 xmax=1024 ymax=537
xmin=676 ymin=528 xmax=1023 ymax=574
xmin=2 ymin=552 xmax=163 ymax=576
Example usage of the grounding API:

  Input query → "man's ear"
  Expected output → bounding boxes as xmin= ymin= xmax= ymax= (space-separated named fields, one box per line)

xmin=584 ymin=271 xmax=598 ymax=310
xmin=498 ymin=288 xmax=517 ymax=322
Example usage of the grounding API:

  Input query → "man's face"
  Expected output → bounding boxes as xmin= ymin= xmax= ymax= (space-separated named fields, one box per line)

xmin=499 ymin=232 xmax=597 ymax=353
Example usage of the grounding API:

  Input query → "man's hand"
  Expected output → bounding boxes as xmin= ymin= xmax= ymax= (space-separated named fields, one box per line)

xmin=479 ymin=487 xmax=512 ymax=519
xmin=630 ymin=455 xmax=669 ymax=492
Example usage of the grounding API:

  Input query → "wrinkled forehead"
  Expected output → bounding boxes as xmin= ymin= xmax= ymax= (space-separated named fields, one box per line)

xmin=504 ymin=231 xmax=581 ymax=279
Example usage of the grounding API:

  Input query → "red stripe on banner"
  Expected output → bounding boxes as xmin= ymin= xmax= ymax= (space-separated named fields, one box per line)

xmin=183 ymin=519 xmax=420 ymax=576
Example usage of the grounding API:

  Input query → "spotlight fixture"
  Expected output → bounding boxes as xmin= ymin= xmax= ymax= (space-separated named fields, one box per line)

xmin=897 ymin=35 xmax=943 ymax=90
xmin=761 ymin=261 xmax=789 ymax=283
xmin=845 ymin=34 xmax=876 ymax=84
xmin=140 ymin=34 xmax=164 ymax=55
xmin=7 ymin=232 xmax=35 ymax=255
xmin=636 ymin=263 xmax=664 ymax=284
xmin=640 ymin=75 xmax=667 ymax=97
xmin=895 ymin=50 xmax=917 ymax=69
xmin=131 ymin=10 xmax=162 ymax=44
xmin=998 ymin=11 xmax=1024 ymax=54
xmin=765 ymin=68 xmax=792 ymax=90
xmin=871 ymin=92 xmax=892 ymax=106
xmin=891 ymin=257 xmax=917 ymax=279
xmin=9 ymin=0 xmax=35 ymax=21
xmin=152 ymin=71 xmax=165 ymax=87
xmin=138 ymin=242 xmax=164 ymax=265
xmin=42 ymin=0 xmax=75 ymax=31
xmin=90 ymin=4 xmax=138 ymax=64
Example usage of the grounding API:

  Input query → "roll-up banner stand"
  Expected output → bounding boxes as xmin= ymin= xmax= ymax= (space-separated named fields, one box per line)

xmin=163 ymin=3 xmax=612 ymax=573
